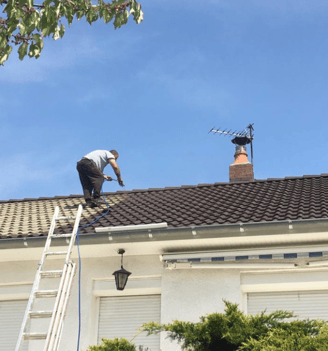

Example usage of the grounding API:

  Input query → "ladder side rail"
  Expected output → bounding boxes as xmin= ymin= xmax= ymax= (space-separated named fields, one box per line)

xmin=40 ymin=206 xmax=61 ymax=266
xmin=47 ymin=263 xmax=74 ymax=351
xmin=53 ymin=263 xmax=76 ymax=351
xmin=15 ymin=264 xmax=43 ymax=351
xmin=43 ymin=263 xmax=69 ymax=351
xmin=15 ymin=206 xmax=60 ymax=351
xmin=65 ymin=204 xmax=83 ymax=262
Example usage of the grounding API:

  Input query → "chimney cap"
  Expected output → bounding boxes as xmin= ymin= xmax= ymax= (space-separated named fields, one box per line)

xmin=232 ymin=136 xmax=251 ymax=146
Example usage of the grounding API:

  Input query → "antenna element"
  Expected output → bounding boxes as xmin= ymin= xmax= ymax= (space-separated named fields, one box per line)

xmin=210 ymin=123 xmax=255 ymax=166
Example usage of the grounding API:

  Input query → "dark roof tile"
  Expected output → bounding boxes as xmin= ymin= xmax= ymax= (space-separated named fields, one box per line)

xmin=1 ymin=175 xmax=328 ymax=237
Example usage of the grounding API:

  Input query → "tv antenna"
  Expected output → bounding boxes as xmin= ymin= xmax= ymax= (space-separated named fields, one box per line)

xmin=209 ymin=123 xmax=254 ymax=166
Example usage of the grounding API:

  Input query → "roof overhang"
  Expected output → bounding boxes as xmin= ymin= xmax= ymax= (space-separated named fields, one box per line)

xmin=0 ymin=218 xmax=328 ymax=260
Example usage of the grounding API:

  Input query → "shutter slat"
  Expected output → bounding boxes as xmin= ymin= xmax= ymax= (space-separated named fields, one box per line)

xmin=0 ymin=300 xmax=28 ymax=351
xmin=98 ymin=295 xmax=161 ymax=351
xmin=248 ymin=290 xmax=328 ymax=320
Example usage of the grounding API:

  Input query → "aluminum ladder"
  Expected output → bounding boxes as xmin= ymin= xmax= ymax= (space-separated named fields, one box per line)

xmin=15 ymin=204 xmax=83 ymax=351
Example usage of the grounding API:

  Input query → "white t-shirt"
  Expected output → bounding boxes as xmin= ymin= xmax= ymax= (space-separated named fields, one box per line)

xmin=84 ymin=150 xmax=115 ymax=173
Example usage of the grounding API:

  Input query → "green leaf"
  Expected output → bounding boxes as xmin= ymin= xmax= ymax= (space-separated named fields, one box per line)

xmin=53 ymin=25 xmax=60 ymax=40
xmin=102 ymin=8 xmax=113 ymax=24
xmin=30 ymin=11 xmax=40 ymax=26
xmin=0 ymin=35 xmax=7 ymax=50
xmin=76 ymin=10 xmax=84 ymax=20
xmin=59 ymin=23 xmax=65 ymax=38
xmin=18 ymin=22 xmax=26 ymax=36
xmin=26 ymin=23 xmax=36 ymax=35
xmin=131 ymin=1 xmax=143 ymax=24
xmin=33 ymin=33 xmax=41 ymax=44
xmin=28 ymin=42 xmax=41 ymax=58
xmin=41 ymin=25 xmax=51 ymax=37
xmin=65 ymin=8 xmax=74 ymax=26
xmin=18 ymin=42 xmax=28 ymax=60
xmin=0 ymin=45 xmax=13 ymax=65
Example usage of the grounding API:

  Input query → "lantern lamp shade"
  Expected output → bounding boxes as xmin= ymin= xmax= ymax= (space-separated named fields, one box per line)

xmin=113 ymin=266 xmax=132 ymax=291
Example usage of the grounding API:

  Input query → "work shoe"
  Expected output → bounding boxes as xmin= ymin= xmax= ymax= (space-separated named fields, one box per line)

xmin=92 ymin=199 xmax=106 ymax=206
xmin=84 ymin=200 xmax=97 ymax=208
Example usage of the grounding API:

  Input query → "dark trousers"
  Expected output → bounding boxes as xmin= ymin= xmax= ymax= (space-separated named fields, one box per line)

xmin=76 ymin=158 xmax=104 ymax=203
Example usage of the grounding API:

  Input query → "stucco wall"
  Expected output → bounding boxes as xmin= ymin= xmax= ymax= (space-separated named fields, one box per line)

xmin=2 ymin=250 xmax=328 ymax=351
xmin=160 ymin=268 xmax=242 ymax=351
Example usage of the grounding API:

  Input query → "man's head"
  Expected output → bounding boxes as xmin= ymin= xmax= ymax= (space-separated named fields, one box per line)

xmin=110 ymin=150 xmax=119 ymax=160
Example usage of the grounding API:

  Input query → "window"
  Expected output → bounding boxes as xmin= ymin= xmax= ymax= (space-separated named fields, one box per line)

xmin=98 ymin=295 xmax=161 ymax=351
xmin=0 ymin=300 xmax=28 ymax=351
xmin=247 ymin=290 xmax=328 ymax=320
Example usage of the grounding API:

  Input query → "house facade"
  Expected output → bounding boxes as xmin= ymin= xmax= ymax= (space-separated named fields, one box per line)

xmin=1 ymin=150 xmax=328 ymax=351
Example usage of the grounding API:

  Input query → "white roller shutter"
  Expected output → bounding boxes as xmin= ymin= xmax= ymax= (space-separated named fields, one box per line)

xmin=98 ymin=295 xmax=161 ymax=351
xmin=247 ymin=290 xmax=328 ymax=320
xmin=0 ymin=300 xmax=28 ymax=351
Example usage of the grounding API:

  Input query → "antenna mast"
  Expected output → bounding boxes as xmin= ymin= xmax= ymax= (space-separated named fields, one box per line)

xmin=210 ymin=123 xmax=255 ymax=166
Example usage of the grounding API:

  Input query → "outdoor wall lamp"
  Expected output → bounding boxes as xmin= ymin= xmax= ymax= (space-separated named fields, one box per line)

xmin=113 ymin=249 xmax=131 ymax=291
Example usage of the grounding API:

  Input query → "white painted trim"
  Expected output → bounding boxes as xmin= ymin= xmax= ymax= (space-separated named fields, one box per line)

xmin=94 ymin=296 xmax=100 ymax=346
xmin=93 ymin=275 xmax=162 ymax=297
xmin=93 ymin=288 xmax=162 ymax=297
xmin=0 ymin=281 xmax=33 ymax=287
xmin=0 ymin=282 xmax=32 ymax=301
xmin=93 ymin=275 xmax=162 ymax=282
xmin=0 ymin=294 xmax=30 ymax=301
xmin=241 ymin=293 xmax=248 ymax=314
xmin=241 ymin=266 xmax=328 ymax=275
xmin=307 ymin=260 xmax=328 ymax=266
xmin=242 ymin=281 xmax=328 ymax=293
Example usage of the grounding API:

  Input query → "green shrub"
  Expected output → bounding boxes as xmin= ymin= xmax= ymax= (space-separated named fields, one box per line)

xmin=86 ymin=301 xmax=328 ymax=351
xmin=86 ymin=337 xmax=140 ymax=351
xmin=142 ymin=300 xmax=327 ymax=351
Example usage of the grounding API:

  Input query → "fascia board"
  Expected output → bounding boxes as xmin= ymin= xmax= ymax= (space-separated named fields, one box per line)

xmin=1 ymin=218 xmax=328 ymax=251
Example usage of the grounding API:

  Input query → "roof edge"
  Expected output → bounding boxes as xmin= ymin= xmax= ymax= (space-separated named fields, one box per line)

xmin=2 ymin=217 xmax=328 ymax=251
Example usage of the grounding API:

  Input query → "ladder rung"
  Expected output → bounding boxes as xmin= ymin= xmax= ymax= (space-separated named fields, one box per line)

xmin=45 ymin=251 xmax=68 ymax=256
xmin=23 ymin=332 xmax=47 ymax=340
xmin=40 ymin=270 xmax=63 ymax=278
xmin=29 ymin=310 xmax=53 ymax=318
xmin=57 ymin=216 xmax=76 ymax=220
xmin=35 ymin=290 xmax=58 ymax=298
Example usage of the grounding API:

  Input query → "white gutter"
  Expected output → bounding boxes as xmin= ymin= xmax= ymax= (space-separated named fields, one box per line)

xmin=95 ymin=222 xmax=168 ymax=233
xmin=2 ymin=217 xmax=328 ymax=251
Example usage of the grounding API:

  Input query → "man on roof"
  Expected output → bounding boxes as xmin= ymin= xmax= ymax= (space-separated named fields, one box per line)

xmin=77 ymin=150 xmax=124 ymax=207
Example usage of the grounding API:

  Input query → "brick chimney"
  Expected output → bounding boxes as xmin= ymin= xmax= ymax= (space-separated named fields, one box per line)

xmin=229 ymin=145 xmax=254 ymax=183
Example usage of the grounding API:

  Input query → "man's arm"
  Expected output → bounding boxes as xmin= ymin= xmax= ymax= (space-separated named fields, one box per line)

xmin=108 ymin=159 xmax=124 ymax=186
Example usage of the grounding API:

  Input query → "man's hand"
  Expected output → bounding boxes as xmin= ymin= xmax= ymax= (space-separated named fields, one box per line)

xmin=104 ymin=175 xmax=113 ymax=181
xmin=109 ymin=158 xmax=124 ymax=186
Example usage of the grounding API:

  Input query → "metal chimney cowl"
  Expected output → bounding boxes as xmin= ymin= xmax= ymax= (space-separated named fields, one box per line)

xmin=229 ymin=144 xmax=254 ymax=183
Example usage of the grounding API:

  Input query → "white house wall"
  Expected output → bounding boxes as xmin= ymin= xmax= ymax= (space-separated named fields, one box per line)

xmin=160 ymin=268 xmax=242 ymax=351
xmin=2 ymin=243 xmax=328 ymax=351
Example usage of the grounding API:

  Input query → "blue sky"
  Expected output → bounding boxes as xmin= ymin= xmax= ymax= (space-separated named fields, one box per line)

xmin=1 ymin=0 xmax=328 ymax=200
